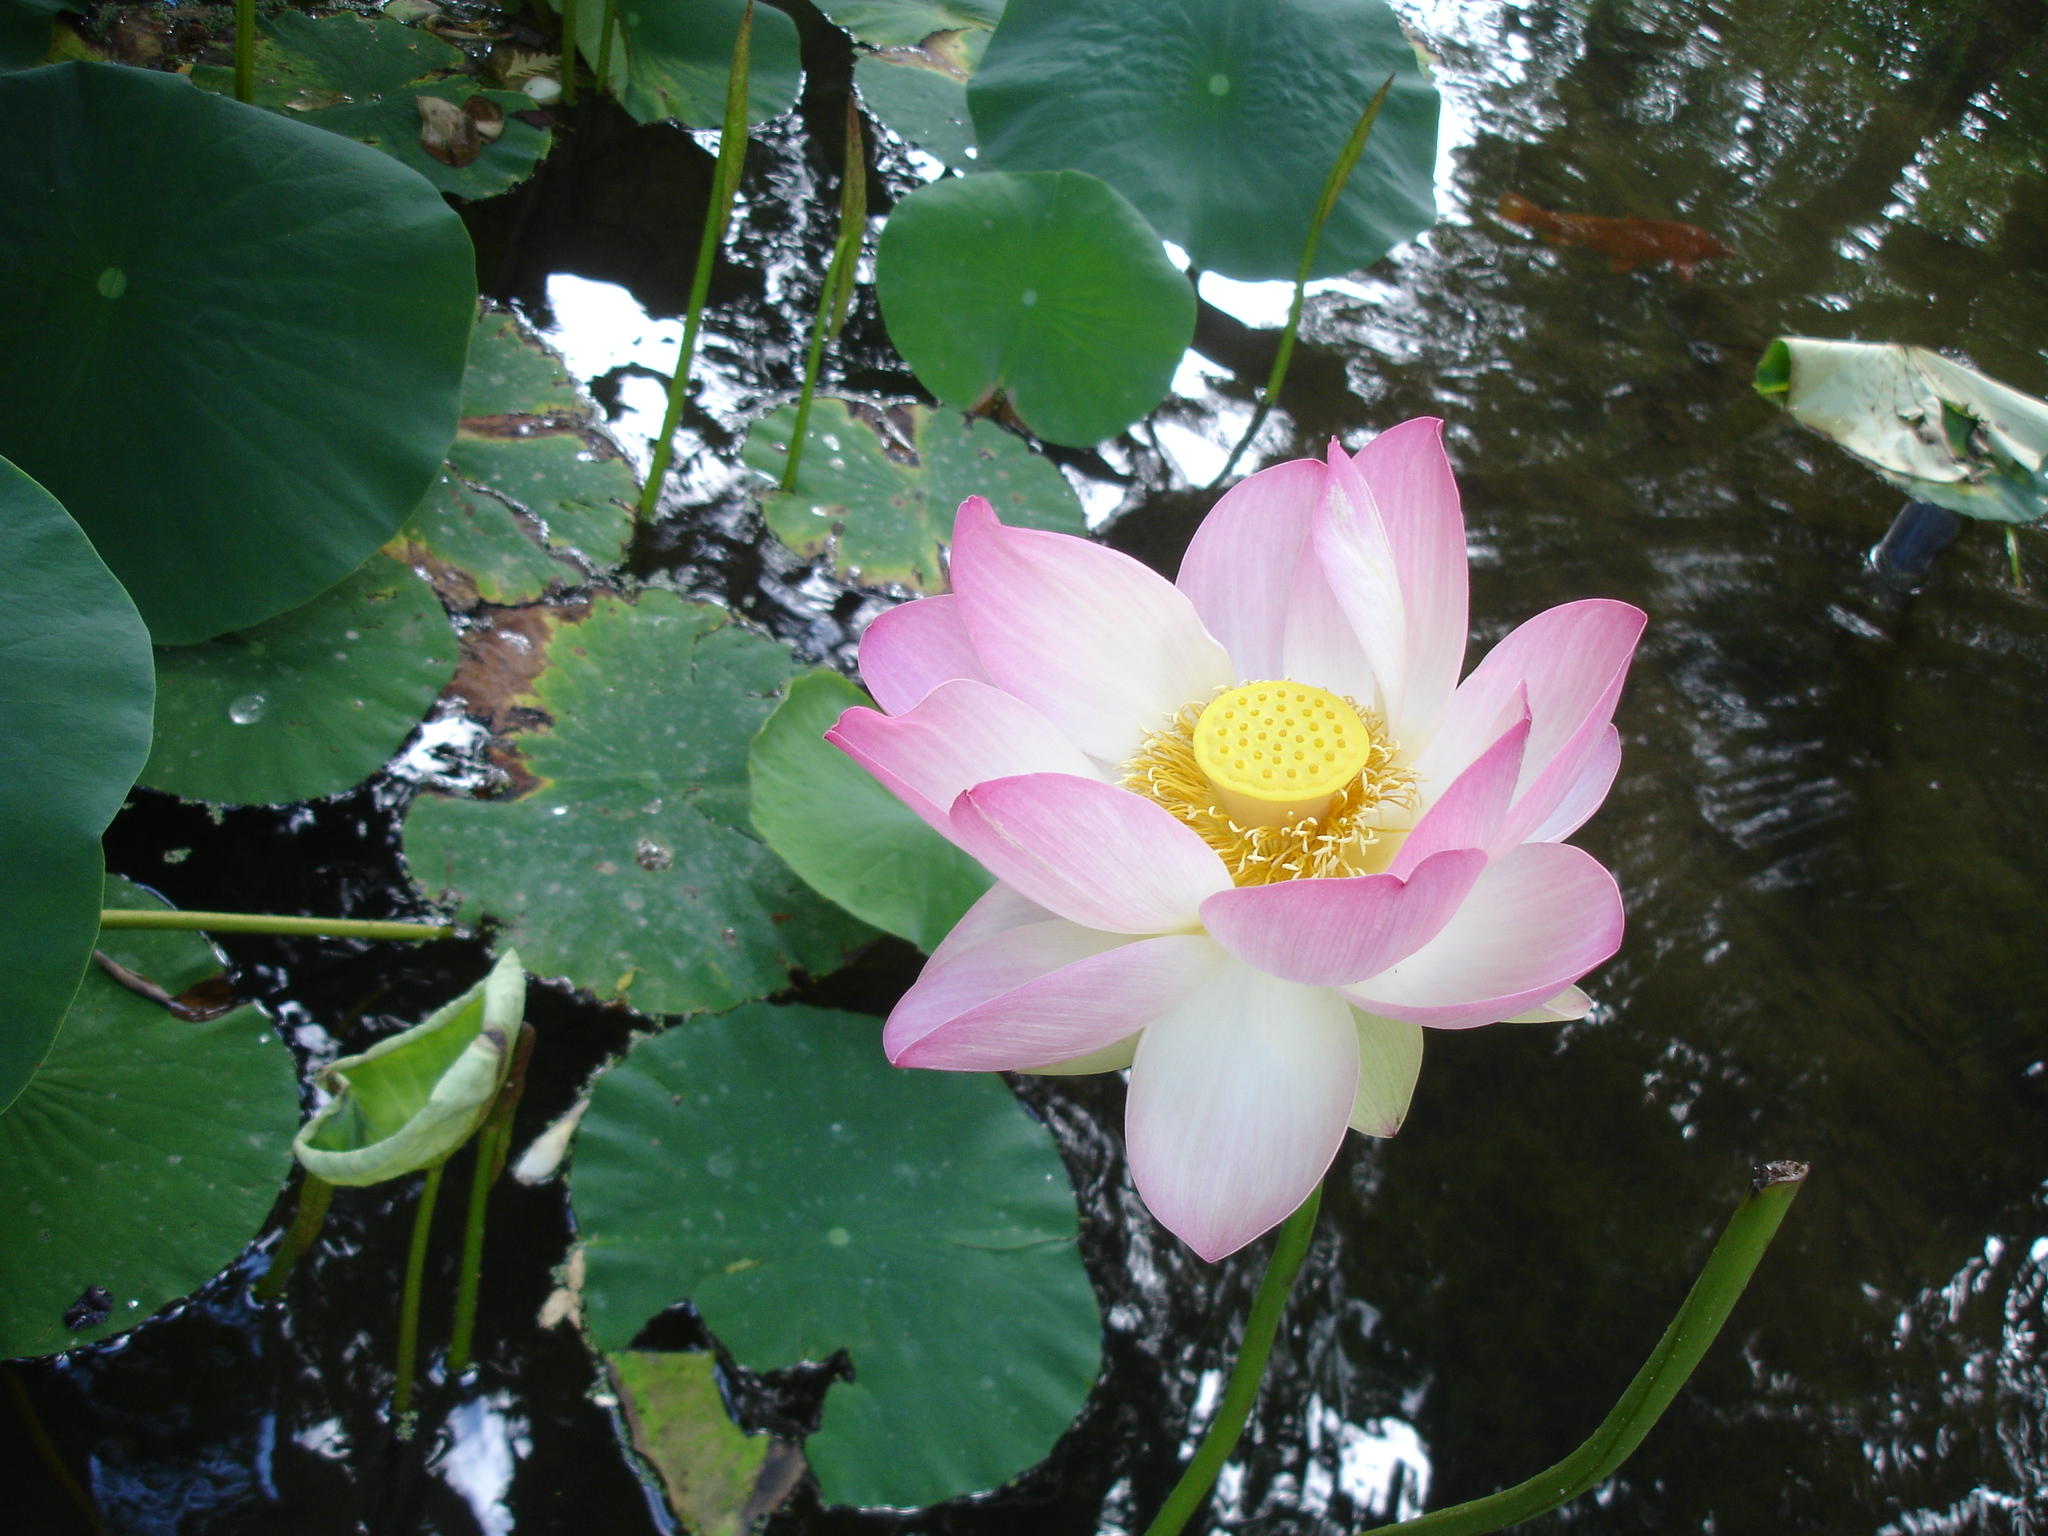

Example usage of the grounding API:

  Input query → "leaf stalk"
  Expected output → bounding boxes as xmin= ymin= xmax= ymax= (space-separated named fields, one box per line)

xmin=781 ymin=98 xmax=868 ymax=493
xmin=99 ymin=910 xmax=452 ymax=941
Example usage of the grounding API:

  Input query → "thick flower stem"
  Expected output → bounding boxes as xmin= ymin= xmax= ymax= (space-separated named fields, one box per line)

xmin=594 ymin=0 xmax=619 ymax=97
xmin=392 ymin=1162 xmax=446 ymax=1438
xmin=635 ymin=2 xmax=753 ymax=522
xmin=558 ymin=0 xmax=580 ymax=106
xmin=781 ymin=98 xmax=867 ymax=493
xmin=447 ymin=1024 xmax=537 ymax=1378
xmin=1212 ymin=76 xmax=1394 ymax=488
xmin=99 ymin=910 xmax=452 ymax=942
xmin=1356 ymin=1163 xmax=1808 ymax=1534
xmin=233 ymin=0 xmax=254 ymax=104
xmin=252 ymin=1173 xmax=334 ymax=1304
xmin=1142 ymin=1183 xmax=1323 ymax=1536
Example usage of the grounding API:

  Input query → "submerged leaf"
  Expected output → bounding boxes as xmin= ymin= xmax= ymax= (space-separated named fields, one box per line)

xmin=1756 ymin=337 xmax=2048 ymax=525
xmin=294 ymin=951 xmax=525 ymax=1185
xmin=607 ymin=1351 xmax=804 ymax=1534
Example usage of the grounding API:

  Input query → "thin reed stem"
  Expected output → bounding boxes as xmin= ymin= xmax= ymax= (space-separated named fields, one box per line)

xmin=392 ymin=1162 xmax=445 ymax=1436
xmin=782 ymin=98 xmax=867 ymax=492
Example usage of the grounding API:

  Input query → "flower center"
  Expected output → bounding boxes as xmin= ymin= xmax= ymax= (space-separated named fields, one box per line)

xmin=1120 ymin=680 xmax=1419 ymax=886
xmin=1192 ymin=681 xmax=1375 ymax=827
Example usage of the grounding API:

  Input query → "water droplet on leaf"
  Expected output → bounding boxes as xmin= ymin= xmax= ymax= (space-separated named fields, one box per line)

xmin=228 ymin=693 xmax=267 ymax=724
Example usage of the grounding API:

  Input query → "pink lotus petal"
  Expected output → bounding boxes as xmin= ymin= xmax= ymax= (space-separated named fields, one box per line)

xmin=1127 ymin=959 xmax=1359 ymax=1261
xmin=827 ymin=679 xmax=1102 ymax=834
xmin=1503 ymin=985 xmax=1593 ymax=1023
xmin=926 ymin=881 xmax=1060 ymax=967
xmin=1344 ymin=842 xmax=1624 ymax=1029
xmin=1350 ymin=419 xmax=1468 ymax=744
xmin=1388 ymin=704 xmax=1528 ymax=879
xmin=950 ymin=773 xmax=1232 ymax=934
xmin=1176 ymin=458 xmax=1326 ymax=681
xmin=1312 ymin=442 xmax=1406 ymax=724
xmin=892 ymin=931 xmax=1222 ymax=1071
xmin=951 ymin=496 xmax=1232 ymax=764
xmin=1280 ymin=523 xmax=1382 ymax=709
xmin=1410 ymin=599 xmax=1645 ymax=826
xmin=1199 ymin=848 xmax=1486 ymax=988
xmin=1349 ymin=1009 xmax=1425 ymax=1136
xmin=1026 ymin=1033 xmax=1141 ymax=1074
xmin=859 ymin=594 xmax=990 ymax=715
xmin=1526 ymin=725 xmax=1621 ymax=845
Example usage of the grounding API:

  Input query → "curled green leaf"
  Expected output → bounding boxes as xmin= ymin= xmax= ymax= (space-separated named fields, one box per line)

xmin=1757 ymin=337 xmax=2048 ymax=525
xmin=293 ymin=950 xmax=525 ymax=1185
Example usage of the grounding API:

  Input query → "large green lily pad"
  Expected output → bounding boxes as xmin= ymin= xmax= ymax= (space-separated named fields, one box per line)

xmin=403 ymin=591 xmax=872 ymax=1017
xmin=0 ymin=457 xmax=153 ymax=1117
xmin=0 ymin=62 xmax=474 ymax=644
xmin=743 ymin=398 xmax=1083 ymax=590
xmin=192 ymin=12 xmax=551 ymax=201
xmin=1756 ymin=337 xmax=2048 ymax=525
xmin=0 ymin=878 xmax=298 ymax=1359
xmin=969 ymin=0 xmax=1439 ymax=282
xmin=854 ymin=53 xmax=978 ymax=168
xmin=140 ymin=551 xmax=458 ymax=807
xmin=749 ymin=669 xmax=992 ymax=952
xmin=0 ymin=0 xmax=58 ymax=71
xmin=875 ymin=171 xmax=1194 ymax=447
xmin=572 ymin=1002 xmax=1102 ymax=1508
xmin=554 ymin=0 xmax=802 ymax=127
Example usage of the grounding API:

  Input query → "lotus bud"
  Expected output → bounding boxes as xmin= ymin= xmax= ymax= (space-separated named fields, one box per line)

xmin=292 ymin=950 xmax=525 ymax=1186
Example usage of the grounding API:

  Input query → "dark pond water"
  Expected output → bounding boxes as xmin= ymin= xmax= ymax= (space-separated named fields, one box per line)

xmin=10 ymin=0 xmax=2048 ymax=1531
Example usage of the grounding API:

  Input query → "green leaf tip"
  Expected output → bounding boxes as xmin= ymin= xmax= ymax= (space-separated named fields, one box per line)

xmin=1753 ymin=337 xmax=1791 ymax=400
xmin=293 ymin=949 xmax=527 ymax=1185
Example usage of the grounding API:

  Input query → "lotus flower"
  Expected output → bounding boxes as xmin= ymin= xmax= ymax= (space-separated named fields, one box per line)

xmin=828 ymin=420 xmax=1643 ymax=1260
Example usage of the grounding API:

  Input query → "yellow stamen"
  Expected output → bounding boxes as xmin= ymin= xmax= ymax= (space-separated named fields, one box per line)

xmin=1121 ymin=681 xmax=1418 ymax=887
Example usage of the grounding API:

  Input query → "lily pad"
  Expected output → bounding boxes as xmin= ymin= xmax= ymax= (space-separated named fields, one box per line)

xmin=816 ymin=0 xmax=1002 ymax=48
xmin=572 ymin=1002 xmax=1102 ymax=1508
xmin=402 ymin=591 xmax=873 ymax=1016
xmin=554 ymin=0 xmax=802 ymax=128
xmin=749 ymin=669 xmax=992 ymax=952
xmin=874 ymin=170 xmax=1195 ymax=447
xmin=295 ymin=951 xmax=523 ymax=1185
xmin=608 ymin=1351 xmax=802 ymax=1534
xmin=1756 ymin=337 xmax=2048 ymax=525
xmin=0 ymin=62 xmax=474 ymax=643
xmin=401 ymin=313 xmax=638 ymax=607
xmin=742 ymin=398 xmax=1083 ymax=589
xmin=969 ymin=0 xmax=1439 ymax=282
xmin=0 ymin=878 xmax=298 ymax=1359
xmin=0 ymin=457 xmax=153 ymax=1117
xmin=139 ymin=551 xmax=458 ymax=807
xmin=0 ymin=0 xmax=59 ymax=72
xmin=854 ymin=53 xmax=978 ymax=168
xmin=191 ymin=12 xmax=551 ymax=200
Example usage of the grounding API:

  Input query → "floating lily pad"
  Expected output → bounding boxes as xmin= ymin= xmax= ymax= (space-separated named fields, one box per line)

xmin=0 ymin=62 xmax=474 ymax=643
xmin=0 ymin=0 xmax=59 ymax=71
xmin=608 ymin=1351 xmax=803 ymax=1534
xmin=875 ymin=171 xmax=1194 ymax=447
xmin=817 ymin=0 xmax=1002 ymax=48
xmin=403 ymin=591 xmax=872 ymax=1017
xmin=140 ymin=552 xmax=458 ymax=807
xmin=191 ymin=12 xmax=551 ymax=200
xmin=572 ymin=1002 xmax=1101 ymax=1508
xmin=0 ymin=457 xmax=153 ymax=1116
xmin=749 ymin=669 xmax=992 ymax=952
xmin=400 ymin=314 xmax=639 ymax=607
xmin=969 ymin=0 xmax=1439 ymax=282
xmin=854 ymin=53 xmax=978 ymax=168
xmin=0 ymin=878 xmax=298 ymax=1359
xmin=554 ymin=0 xmax=802 ymax=128
xmin=1756 ymin=337 xmax=2048 ymax=525
xmin=743 ymin=398 xmax=1083 ymax=589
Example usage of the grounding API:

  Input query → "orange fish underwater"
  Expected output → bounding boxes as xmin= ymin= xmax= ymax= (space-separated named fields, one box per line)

xmin=1497 ymin=191 xmax=1729 ymax=279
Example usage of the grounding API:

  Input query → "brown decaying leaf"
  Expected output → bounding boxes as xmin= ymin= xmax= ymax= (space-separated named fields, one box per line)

xmin=92 ymin=952 xmax=244 ymax=1021
xmin=416 ymin=93 xmax=505 ymax=168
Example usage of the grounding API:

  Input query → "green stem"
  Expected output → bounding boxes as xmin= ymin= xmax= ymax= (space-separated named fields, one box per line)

xmin=253 ymin=1173 xmax=334 ymax=1304
xmin=635 ymin=2 xmax=754 ymax=522
xmin=595 ymin=0 xmax=620 ymax=97
xmin=782 ymin=98 xmax=868 ymax=493
xmin=1359 ymin=1162 xmax=1809 ymax=1535
xmin=2007 ymin=526 xmax=2026 ymax=589
xmin=99 ymin=910 xmax=452 ymax=941
xmin=233 ymin=0 xmax=255 ymax=104
xmin=1143 ymin=1184 xmax=1323 ymax=1536
xmin=1211 ymin=75 xmax=1394 ymax=488
xmin=447 ymin=1024 xmax=537 ymax=1377
xmin=559 ymin=0 xmax=580 ymax=107
xmin=392 ymin=1161 xmax=445 ymax=1436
